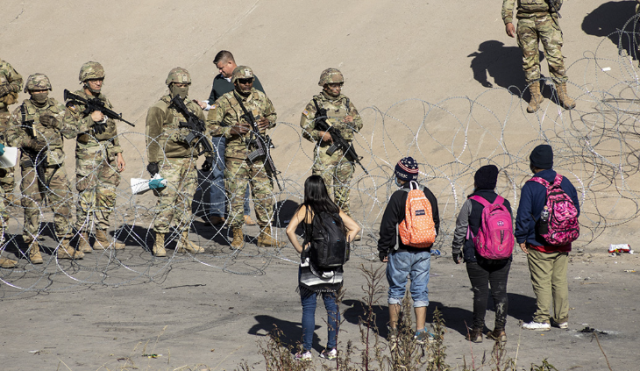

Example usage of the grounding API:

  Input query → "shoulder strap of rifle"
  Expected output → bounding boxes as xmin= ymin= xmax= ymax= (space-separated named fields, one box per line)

xmin=345 ymin=98 xmax=350 ymax=114
xmin=233 ymin=92 xmax=251 ymax=117
xmin=20 ymin=103 xmax=26 ymax=124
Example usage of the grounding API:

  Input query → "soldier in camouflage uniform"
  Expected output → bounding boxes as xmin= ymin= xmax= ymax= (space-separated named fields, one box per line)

xmin=207 ymin=66 xmax=283 ymax=249
xmin=300 ymin=68 xmax=363 ymax=225
xmin=63 ymin=62 xmax=126 ymax=253
xmin=145 ymin=67 xmax=206 ymax=257
xmin=0 ymin=59 xmax=23 ymax=205
xmin=502 ymin=0 xmax=576 ymax=113
xmin=8 ymin=74 xmax=84 ymax=263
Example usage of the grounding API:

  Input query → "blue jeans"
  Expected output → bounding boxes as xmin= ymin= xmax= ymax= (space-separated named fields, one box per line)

xmin=207 ymin=136 xmax=251 ymax=217
xmin=387 ymin=250 xmax=431 ymax=307
xmin=301 ymin=291 xmax=340 ymax=351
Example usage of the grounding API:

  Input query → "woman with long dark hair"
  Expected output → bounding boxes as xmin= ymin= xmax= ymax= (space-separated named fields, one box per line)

xmin=286 ymin=175 xmax=360 ymax=361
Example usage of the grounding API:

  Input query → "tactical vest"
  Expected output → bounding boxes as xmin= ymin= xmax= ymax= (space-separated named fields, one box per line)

xmin=19 ymin=99 xmax=66 ymax=166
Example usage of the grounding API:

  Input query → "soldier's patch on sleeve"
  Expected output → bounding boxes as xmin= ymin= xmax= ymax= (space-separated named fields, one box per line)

xmin=302 ymin=109 xmax=309 ymax=117
xmin=67 ymin=104 xmax=77 ymax=112
xmin=211 ymin=104 xmax=217 ymax=110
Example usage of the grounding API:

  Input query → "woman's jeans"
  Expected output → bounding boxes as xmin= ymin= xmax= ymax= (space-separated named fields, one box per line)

xmin=465 ymin=260 xmax=511 ymax=330
xmin=300 ymin=291 xmax=340 ymax=351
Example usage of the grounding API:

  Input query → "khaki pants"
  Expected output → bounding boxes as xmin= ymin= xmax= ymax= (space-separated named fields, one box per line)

xmin=527 ymin=249 xmax=569 ymax=324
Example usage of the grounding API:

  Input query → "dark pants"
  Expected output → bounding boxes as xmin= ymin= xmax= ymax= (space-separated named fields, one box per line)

xmin=466 ymin=260 xmax=511 ymax=330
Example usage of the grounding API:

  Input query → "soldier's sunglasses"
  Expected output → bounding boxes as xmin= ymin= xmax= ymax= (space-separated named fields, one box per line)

xmin=238 ymin=78 xmax=254 ymax=84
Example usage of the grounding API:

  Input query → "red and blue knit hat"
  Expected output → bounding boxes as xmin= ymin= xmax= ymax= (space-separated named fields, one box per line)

xmin=395 ymin=157 xmax=419 ymax=181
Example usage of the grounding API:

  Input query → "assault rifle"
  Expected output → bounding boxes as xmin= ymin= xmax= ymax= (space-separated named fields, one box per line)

xmin=312 ymin=99 xmax=369 ymax=175
xmin=234 ymin=92 xmax=282 ymax=191
xmin=169 ymin=95 xmax=215 ymax=157
xmin=63 ymin=89 xmax=135 ymax=127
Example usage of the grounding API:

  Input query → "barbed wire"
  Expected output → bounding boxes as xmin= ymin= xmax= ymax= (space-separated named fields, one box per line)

xmin=1 ymin=21 xmax=640 ymax=297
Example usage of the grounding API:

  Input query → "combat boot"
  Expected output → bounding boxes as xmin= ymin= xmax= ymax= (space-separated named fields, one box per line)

xmin=153 ymin=232 xmax=166 ymax=257
xmin=556 ymin=83 xmax=576 ymax=110
xmin=257 ymin=226 xmax=285 ymax=248
xmin=527 ymin=82 xmax=544 ymax=113
xmin=176 ymin=231 xmax=204 ymax=254
xmin=57 ymin=239 xmax=84 ymax=260
xmin=28 ymin=241 xmax=43 ymax=264
xmin=77 ymin=232 xmax=92 ymax=253
xmin=0 ymin=257 xmax=17 ymax=268
xmin=230 ymin=228 xmax=244 ymax=250
xmin=94 ymin=229 xmax=125 ymax=250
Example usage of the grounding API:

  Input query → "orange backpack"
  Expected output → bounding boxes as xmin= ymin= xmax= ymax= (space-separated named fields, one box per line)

xmin=398 ymin=181 xmax=436 ymax=248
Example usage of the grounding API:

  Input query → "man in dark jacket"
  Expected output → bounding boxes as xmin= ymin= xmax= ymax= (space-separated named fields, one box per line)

xmin=378 ymin=157 xmax=440 ymax=345
xmin=197 ymin=50 xmax=264 ymax=227
xmin=516 ymin=144 xmax=580 ymax=331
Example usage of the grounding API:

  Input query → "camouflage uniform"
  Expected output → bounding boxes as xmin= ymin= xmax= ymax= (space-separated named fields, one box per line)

xmin=207 ymin=66 xmax=283 ymax=249
xmin=63 ymin=64 xmax=123 ymax=235
xmin=502 ymin=0 xmax=575 ymax=111
xmin=502 ymin=0 xmax=566 ymax=85
xmin=0 ymin=59 xmax=23 ymax=198
xmin=146 ymin=67 xmax=206 ymax=256
xmin=300 ymin=71 xmax=363 ymax=216
xmin=8 ymin=80 xmax=75 ymax=244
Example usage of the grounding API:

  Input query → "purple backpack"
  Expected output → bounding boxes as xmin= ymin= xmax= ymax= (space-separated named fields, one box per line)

xmin=528 ymin=174 xmax=580 ymax=246
xmin=467 ymin=195 xmax=514 ymax=260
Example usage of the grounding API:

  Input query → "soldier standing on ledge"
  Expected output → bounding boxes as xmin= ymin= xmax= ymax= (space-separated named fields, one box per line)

xmin=502 ymin=0 xmax=576 ymax=113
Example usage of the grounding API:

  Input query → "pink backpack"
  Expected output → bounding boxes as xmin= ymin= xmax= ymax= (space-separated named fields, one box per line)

xmin=528 ymin=174 xmax=580 ymax=246
xmin=467 ymin=195 xmax=514 ymax=260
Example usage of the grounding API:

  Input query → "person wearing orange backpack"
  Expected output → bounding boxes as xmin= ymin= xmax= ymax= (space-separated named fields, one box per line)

xmin=452 ymin=165 xmax=514 ymax=343
xmin=378 ymin=157 xmax=440 ymax=346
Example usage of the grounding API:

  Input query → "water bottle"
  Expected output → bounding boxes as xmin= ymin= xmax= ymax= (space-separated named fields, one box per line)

xmin=541 ymin=206 xmax=549 ymax=222
xmin=538 ymin=206 xmax=549 ymax=235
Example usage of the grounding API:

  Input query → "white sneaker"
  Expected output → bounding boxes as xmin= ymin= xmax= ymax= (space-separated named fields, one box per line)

xmin=553 ymin=321 xmax=569 ymax=329
xmin=522 ymin=321 xmax=551 ymax=331
xmin=295 ymin=350 xmax=312 ymax=361
xmin=319 ymin=348 xmax=337 ymax=360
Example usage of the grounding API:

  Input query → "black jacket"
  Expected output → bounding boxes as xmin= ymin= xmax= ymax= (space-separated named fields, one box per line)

xmin=377 ymin=183 xmax=440 ymax=260
xmin=207 ymin=74 xmax=265 ymax=103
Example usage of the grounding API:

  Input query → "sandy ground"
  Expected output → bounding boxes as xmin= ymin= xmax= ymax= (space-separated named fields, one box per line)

xmin=1 ymin=0 xmax=640 ymax=370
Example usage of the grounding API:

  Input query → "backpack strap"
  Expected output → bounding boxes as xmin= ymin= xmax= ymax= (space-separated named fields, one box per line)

xmin=409 ymin=180 xmax=419 ymax=190
xmin=528 ymin=176 xmax=550 ymax=188
xmin=469 ymin=195 xmax=490 ymax=207
xmin=552 ymin=174 xmax=563 ymax=186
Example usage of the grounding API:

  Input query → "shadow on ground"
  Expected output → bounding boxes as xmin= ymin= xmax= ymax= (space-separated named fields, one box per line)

xmin=582 ymin=1 xmax=638 ymax=58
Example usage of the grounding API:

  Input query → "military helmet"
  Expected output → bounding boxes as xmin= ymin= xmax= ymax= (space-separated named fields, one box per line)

xmin=165 ymin=67 xmax=191 ymax=85
xmin=79 ymin=61 xmax=105 ymax=82
xmin=24 ymin=73 xmax=52 ymax=93
xmin=231 ymin=66 xmax=254 ymax=84
xmin=318 ymin=68 xmax=344 ymax=86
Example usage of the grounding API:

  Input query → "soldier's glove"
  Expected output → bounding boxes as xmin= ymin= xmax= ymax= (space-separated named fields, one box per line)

xmin=93 ymin=121 xmax=107 ymax=135
xmin=40 ymin=114 xmax=60 ymax=129
xmin=147 ymin=162 xmax=159 ymax=177
xmin=25 ymin=138 xmax=47 ymax=152
xmin=201 ymin=156 xmax=213 ymax=172
xmin=0 ymin=85 xmax=10 ymax=97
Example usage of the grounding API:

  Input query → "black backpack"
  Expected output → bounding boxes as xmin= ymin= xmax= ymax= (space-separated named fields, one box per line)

xmin=309 ymin=211 xmax=349 ymax=269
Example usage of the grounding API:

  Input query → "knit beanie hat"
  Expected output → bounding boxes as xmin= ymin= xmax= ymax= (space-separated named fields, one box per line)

xmin=474 ymin=165 xmax=499 ymax=190
xmin=529 ymin=144 xmax=553 ymax=170
xmin=394 ymin=157 xmax=419 ymax=181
